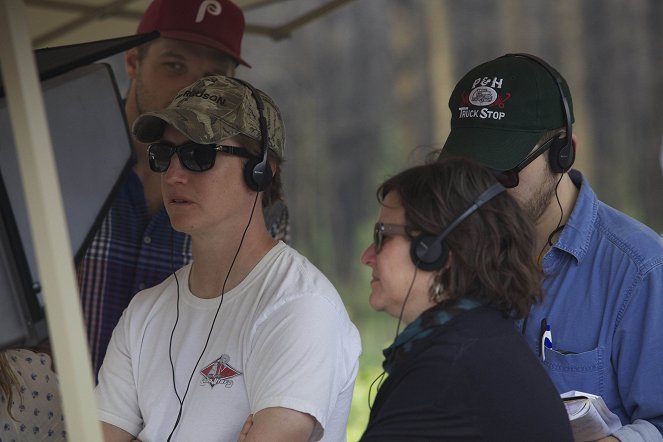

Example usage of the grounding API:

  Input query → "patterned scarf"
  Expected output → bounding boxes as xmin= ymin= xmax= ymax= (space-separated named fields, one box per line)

xmin=382 ymin=298 xmax=482 ymax=374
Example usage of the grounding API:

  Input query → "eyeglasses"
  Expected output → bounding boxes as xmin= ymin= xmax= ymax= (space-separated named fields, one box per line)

xmin=147 ymin=141 xmax=253 ymax=173
xmin=492 ymin=136 xmax=557 ymax=188
xmin=373 ymin=222 xmax=409 ymax=253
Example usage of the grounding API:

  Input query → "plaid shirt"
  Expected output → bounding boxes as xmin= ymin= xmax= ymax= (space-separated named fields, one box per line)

xmin=77 ymin=171 xmax=191 ymax=378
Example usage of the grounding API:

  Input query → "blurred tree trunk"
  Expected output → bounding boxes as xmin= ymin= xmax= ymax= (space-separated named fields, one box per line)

xmin=423 ymin=1 xmax=453 ymax=146
xmin=634 ymin=0 xmax=663 ymax=232
xmin=553 ymin=1 xmax=593 ymax=179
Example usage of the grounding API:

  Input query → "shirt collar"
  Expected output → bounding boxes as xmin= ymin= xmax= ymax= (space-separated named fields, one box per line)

xmin=545 ymin=170 xmax=598 ymax=266
xmin=382 ymin=297 xmax=482 ymax=374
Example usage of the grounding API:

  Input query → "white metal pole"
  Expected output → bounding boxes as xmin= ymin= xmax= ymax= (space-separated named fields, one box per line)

xmin=0 ymin=1 xmax=102 ymax=441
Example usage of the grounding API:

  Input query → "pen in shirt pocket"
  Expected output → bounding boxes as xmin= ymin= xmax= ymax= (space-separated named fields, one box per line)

xmin=540 ymin=318 xmax=553 ymax=361
xmin=539 ymin=319 xmax=578 ymax=359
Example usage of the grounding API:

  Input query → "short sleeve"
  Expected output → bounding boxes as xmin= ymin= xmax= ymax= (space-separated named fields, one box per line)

xmin=95 ymin=308 xmax=143 ymax=436
xmin=244 ymin=294 xmax=360 ymax=434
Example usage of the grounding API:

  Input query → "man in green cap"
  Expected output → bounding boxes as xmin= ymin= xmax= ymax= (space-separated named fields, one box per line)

xmin=441 ymin=53 xmax=663 ymax=441
xmin=95 ymin=76 xmax=361 ymax=442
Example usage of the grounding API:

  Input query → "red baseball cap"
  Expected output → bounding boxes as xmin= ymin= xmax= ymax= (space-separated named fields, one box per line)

xmin=137 ymin=0 xmax=250 ymax=67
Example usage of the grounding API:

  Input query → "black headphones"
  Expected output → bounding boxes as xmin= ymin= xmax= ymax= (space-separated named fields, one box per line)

xmin=411 ymin=182 xmax=506 ymax=271
xmin=502 ymin=53 xmax=574 ymax=173
xmin=232 ymin=78 xmax=273 ymax=192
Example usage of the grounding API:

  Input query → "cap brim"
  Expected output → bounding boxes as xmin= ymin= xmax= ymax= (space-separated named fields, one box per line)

xmin=441 ymin=127 xmax=545 ymax=171
xmin=133 ymin=108 xmax=242 ymax=145
xmin=159 ymin=31 xmax=251 ymax=68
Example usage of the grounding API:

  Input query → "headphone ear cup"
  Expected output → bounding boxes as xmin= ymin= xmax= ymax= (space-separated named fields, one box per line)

xmin=410 ymin=234 xmax=449 ymax=271
xmin=548 ymin=135 xmax=574 ymax=173
xmin=243 ymin=158 xmax=273 ymax=192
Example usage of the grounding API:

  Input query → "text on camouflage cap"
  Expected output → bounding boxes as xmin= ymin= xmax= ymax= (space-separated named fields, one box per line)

xmin=133 ymin=76 xmax=285 ymax=160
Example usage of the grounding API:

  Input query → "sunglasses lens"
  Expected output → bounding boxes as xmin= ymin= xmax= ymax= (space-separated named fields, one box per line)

xmin=148 ymin=143 xmax=174 ymax=172
xmin=179 ymin=144 xmax=216 ymax=172
xmin=148 ymin=143 xmax=218 ymax=173
xmin=492 ymin=170 xmax=519 ymax=188
xmin=373 ymin=223 xmax=383 ymax=253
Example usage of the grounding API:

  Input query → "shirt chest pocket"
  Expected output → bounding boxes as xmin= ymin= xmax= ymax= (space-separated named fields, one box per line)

xmin=542 ymin=346 xmax=606 ymax=396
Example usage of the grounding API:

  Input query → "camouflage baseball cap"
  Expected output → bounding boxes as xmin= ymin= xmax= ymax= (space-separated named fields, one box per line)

xmin=133 ymin=76 xmax=285 ymax=159
xmin=441 ymin=54 xmax=574 ymax=171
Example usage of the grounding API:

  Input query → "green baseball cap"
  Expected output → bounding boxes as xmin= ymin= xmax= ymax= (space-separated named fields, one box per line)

xmin=133 ymin=76 xmax=285 ymax=160
xmin=441 ymin=54 xmax=574 ymax=171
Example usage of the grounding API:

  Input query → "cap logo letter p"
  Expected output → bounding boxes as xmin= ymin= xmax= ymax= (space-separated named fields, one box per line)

xmin=196 ymin=0 xmax=222 ymax=23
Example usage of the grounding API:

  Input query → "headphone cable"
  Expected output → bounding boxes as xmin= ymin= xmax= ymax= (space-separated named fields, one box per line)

xmin=537 ymin=172 xmax=565 ymax=266
xmin=368 ymin=266 xmax=418 ymax=410
xmin=166 ymin=191 xmax=260 ymax=441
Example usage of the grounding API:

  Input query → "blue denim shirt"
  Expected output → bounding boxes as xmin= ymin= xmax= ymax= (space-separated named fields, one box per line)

xmin=518 ymin=170 xmax=663 ymax=441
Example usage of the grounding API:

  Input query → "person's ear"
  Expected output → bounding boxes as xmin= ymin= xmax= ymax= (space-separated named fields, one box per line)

xmin=444 ymin=251 xmax=454 ymax=269
xmin=267 ymin=156 xmax=277 ymax=179
xmin=227 ymin=65 xmax=237 ymax=78
xmin=125 ymin=48 xmax=139 ymax=80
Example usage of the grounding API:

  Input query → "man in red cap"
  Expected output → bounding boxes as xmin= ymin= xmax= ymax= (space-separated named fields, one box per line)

xmin=77 ymin=0 xmax=289 ymax=379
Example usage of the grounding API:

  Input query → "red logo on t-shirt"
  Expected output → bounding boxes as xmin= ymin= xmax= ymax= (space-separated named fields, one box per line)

xmin=200 ymin=354 xmax=242 ymax=388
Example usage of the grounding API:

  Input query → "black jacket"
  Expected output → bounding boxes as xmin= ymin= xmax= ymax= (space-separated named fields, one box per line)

xmin=360 ymin=307 xmax=573 ymax=441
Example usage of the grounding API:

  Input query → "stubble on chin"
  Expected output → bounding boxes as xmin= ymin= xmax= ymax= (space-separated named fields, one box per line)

xmin=524 ymin=172 xmax=558 ymax=224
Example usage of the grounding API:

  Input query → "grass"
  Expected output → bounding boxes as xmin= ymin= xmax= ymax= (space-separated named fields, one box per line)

xmin=345 ymin=314 xmax=396 ymax=441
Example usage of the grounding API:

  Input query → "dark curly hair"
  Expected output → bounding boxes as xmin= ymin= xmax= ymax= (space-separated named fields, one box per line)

xmin=377 ymin=155 xmax=542 ymax=319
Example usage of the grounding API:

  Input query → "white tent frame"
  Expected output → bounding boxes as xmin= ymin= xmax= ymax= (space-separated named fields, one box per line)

xmin=0 ymin=1 xmax=102 ymax=440
xmin=26 ymin=0 xmax=357 ymax=47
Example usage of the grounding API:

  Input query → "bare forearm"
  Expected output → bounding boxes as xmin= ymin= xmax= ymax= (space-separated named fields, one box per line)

xmin=240 ymin=407 xmax=315 ymax=442
xmin=102 ymin=422 xmax=135 ymax=442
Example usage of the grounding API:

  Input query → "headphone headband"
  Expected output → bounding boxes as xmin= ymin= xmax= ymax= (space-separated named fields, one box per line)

xmin=437 ymin=182 xmax=505 ymax=240
xmin=503 ymin=53 xmax=574 ymax=172
xmin=233 ymin=78 xmax=272 ymax=191
xmin=412 ymin=182 xmax=506 ymax=271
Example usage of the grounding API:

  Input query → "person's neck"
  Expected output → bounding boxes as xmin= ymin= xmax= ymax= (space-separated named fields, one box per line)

xmin=188 ymin=221 xmax=278 ymax=299
xmin=534 ymin=173 xmax=579 ymax=259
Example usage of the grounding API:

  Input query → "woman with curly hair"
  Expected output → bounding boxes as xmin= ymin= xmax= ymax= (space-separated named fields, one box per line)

xmin=359 ymin=157 xmax=572 ymax=441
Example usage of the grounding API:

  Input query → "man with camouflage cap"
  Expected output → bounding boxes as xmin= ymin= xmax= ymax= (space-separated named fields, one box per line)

xmin=95 ymin=76 xmax=361 ymax=442
xmin=76 ymin=0 xmax=290 ymax=380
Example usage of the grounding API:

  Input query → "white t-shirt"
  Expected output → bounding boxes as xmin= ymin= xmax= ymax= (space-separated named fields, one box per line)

xmin=96 ymin=242 xmax=361 ymax=442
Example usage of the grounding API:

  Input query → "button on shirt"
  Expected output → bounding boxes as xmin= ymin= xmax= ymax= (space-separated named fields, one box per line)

xmin=77 ymin=171 xmax=191 ymax=378
xmin=519 ymin=170 xmax=663 ymax=441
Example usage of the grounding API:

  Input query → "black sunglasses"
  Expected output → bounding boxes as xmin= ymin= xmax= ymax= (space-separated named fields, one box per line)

xmin=492 ymin=136 xmax=557 ymax=188
xmin=147 ymin=141 xmax=253 ymax=173
xmin=373 ymin=222 xmax=409 ymax=253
